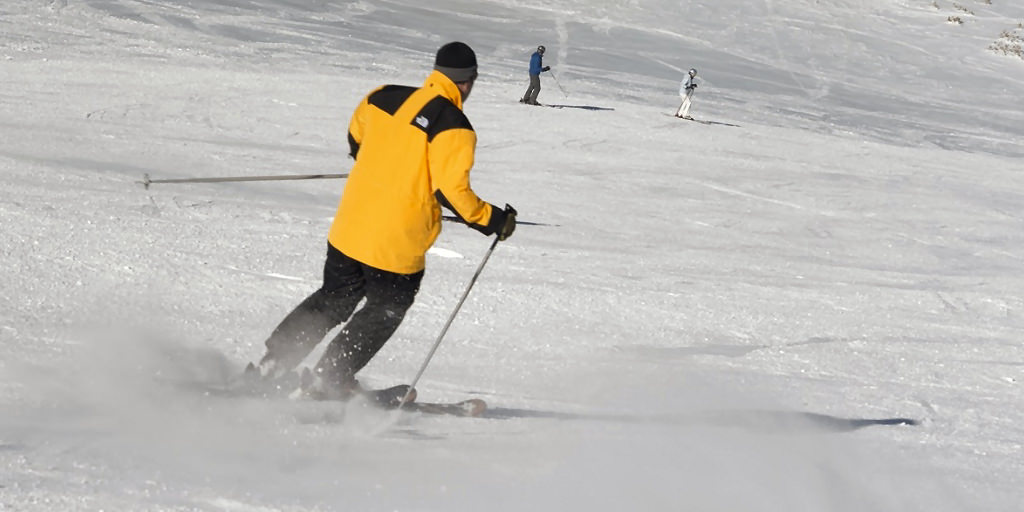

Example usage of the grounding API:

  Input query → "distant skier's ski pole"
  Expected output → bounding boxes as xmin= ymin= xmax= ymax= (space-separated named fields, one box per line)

xmin=549 ymin=71 xmax=568 ymax=98
xmin=138 ymin=172 xmax=348 ymax=189
xmin=398 ymin=232 xmax=502 ymax=408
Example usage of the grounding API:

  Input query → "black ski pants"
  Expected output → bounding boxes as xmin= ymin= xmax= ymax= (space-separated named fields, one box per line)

xmin=261 ymin=243 xmax=422 ymax=385
xmin=522 ymin=74 xmax=541 ymax=104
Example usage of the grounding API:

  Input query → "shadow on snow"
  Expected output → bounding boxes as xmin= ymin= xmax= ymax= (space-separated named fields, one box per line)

xmin=482 ymin=407 xmax=918 ymax=433
xmin=544 ymin=104 xmax=615 ymax=111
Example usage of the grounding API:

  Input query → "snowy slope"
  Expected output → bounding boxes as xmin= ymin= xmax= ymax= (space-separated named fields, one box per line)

xmin=2 ymin=0 xmax=1023 ymax=510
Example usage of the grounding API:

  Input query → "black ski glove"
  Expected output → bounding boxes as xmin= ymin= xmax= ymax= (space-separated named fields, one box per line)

xmin=497 ymin=204 xmax=517 ymax=241
xmin=542 ymin=66 xmax=550 ymax=72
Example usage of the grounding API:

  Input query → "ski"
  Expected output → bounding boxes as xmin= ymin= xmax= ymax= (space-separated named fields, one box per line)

xmin=192 ymin=364 xmax=486 ymax=418
xmin=401 ymin=398 xmax=487 ymax=417
xmin=663 ymin=113 xmax=709 ymax=124
xmin=517 ymin=99 xmax=556 ymax=108
xmin=662 ymin=113 xmax=740 ymax=127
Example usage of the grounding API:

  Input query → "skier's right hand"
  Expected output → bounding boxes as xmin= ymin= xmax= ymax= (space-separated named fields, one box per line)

xmin=542 ymin=66 xmax=550 ymax=72
xmin=497 ymin=204 xmax=517 ymax=241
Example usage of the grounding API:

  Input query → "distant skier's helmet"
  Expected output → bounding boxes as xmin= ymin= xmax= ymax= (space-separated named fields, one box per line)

xmin=689 ymin=68 xmax=697 ymax=75
xmin=538 ymin=45 xmax=546 ymax=54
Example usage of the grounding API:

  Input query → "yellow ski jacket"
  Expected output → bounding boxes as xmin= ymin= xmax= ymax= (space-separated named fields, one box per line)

xmin=327 ymin=70 xmax=504 ymax=274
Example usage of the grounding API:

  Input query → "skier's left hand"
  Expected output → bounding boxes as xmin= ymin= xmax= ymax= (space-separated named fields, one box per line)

xmin=542 ymin=66 xmax=550 ymax=72
xmin=497 ymin=204 xmax=517 ymax=241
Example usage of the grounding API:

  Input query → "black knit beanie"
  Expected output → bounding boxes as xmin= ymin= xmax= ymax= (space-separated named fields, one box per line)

xmin=434 ymin=42 xmax=478 ymax=83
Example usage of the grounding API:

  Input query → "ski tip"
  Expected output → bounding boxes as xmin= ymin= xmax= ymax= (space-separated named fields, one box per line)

xmin=461 ymin=398 xmax=487 ymax=417
xmin=402 ymin=398 xmax=488 ymax=417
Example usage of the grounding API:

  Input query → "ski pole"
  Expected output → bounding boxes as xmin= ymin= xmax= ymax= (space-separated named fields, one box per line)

xmin=441 ymin=214 xmax=557 ymax=227
xmin=549 ymin=70 xmax=568 ymax=98
xmin=398 ymin=232 xmax=502 ymax=408
xmin=138 ymin=172 xmax=348 ymax=189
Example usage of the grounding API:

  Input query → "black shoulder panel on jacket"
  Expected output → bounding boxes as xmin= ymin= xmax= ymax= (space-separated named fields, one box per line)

xmin=410 ymin=95 xmax=474 ymax=142
xmin=347 ymin=133 xmax=360 ymax=159
xmin=367 ymin=85 xmax=417 ymax=115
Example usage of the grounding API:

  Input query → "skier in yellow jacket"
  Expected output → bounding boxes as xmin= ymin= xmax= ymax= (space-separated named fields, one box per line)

xmin=254 ymin=42 xmax=516 ymax=399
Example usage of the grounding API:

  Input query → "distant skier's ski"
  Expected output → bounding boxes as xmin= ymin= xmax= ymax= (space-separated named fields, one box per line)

xmin=663 ymin=113 xmax=740 ymax=127
xmin=664 ymin=113 xmax=710 ymax=124
xmin=518 ymin=100 xmax=614 ymax=111
xmin=518 ymin=99 xmax=553 ymax=108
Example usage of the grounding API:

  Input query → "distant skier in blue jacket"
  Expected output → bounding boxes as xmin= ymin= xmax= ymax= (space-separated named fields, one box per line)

xmin=520 ymin=45 xmax=551 ymax=106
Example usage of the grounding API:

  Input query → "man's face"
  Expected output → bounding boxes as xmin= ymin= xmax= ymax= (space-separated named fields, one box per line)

xmin=457 ymin=78 xmax=475 ymax=101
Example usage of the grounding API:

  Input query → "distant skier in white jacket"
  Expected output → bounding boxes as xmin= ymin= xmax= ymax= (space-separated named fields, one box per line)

xmin=676 ymin=68 xmax=698 ymax=119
